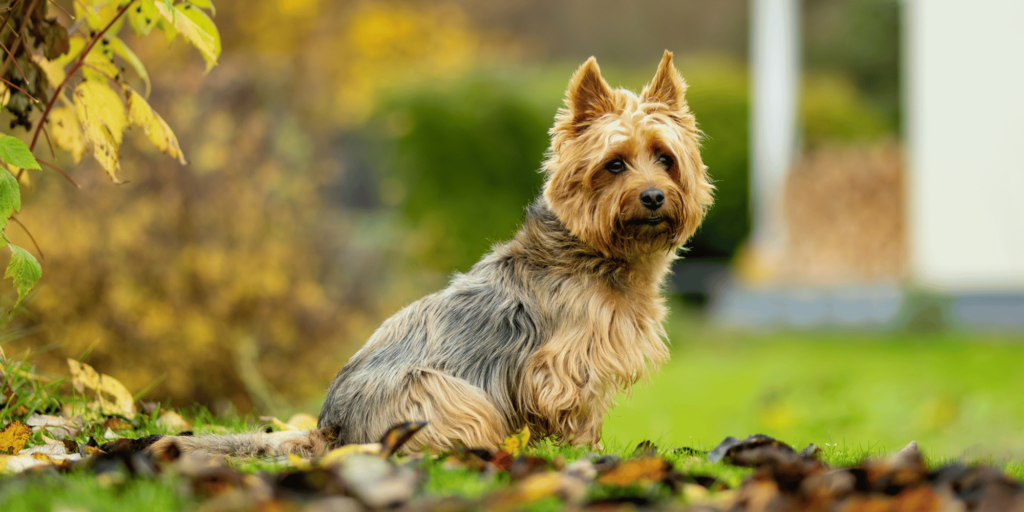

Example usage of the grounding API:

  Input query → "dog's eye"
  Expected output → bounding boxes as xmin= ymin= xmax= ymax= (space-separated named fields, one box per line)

xmin=605 ymin=159 xmax=626 ymax=174
xmin=657 ymin=154 xmax=674 ymax=169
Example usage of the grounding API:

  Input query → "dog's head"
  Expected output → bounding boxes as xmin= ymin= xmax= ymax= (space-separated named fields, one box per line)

xmin=542 ymin=51 xmax=714 ymax=259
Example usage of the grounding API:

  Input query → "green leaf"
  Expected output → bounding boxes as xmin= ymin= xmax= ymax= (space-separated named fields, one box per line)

xmin=0 ymin=136 xmax=40 ymax=170
xmin=5 ymin=245 xmax=41 ymax=309
xmin=0 ymin=168 xmax=20 ymax=231
xmin=110 ymin=37 xmax=152 ymax=97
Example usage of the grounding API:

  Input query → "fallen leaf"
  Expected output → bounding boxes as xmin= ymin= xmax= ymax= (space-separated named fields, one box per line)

xmin=286 ymin=413 xmax=318 ymax=431
xmin=510 ymin=455 xmax=551 ymax=481
xmin=260 ymin=416 xmax=296 ymax=431
xmin=0 ymin=421 xmax=31 ymax=454
xmin=157 ymin=410 xmax=192 ymax=432
xmin=707 ymin=434 xmax=798 ymax=467
xmin=500 ymin=426 xmax=530 ymax=457
xmin=489 ymin=450 xmax=513 ymax=471
xmin=318 ymin=443 xmax=382 ymax=467
xmin=596 ymin=457 xmax=671 ymax=486
xmin=67 ymin=359 xmax=137 ymax=420
xmin=378 ymin=421 xmax=426 ymax=457
xmin=336 ymin=454 xmax=418 ymax=508
xmin=104 ymin=416 xmax=134 ymax=431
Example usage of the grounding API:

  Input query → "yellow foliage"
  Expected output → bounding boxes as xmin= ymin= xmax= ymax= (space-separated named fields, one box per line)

xmin=155 ymin=2 xmax=218 ymax=71
xmin=35 ymin=57 xmax=65 ymax=89
xmin=83 ymin=46 xmax=119 ymax=83
xmin=48 ymin=107 xmax=86 ymax=162
xmin=126 ymin=88 xmax=187 ymax=164
xmin=5 ymin=0 xmax=503 ymax=413
xmin=72 ymin=81 xmax=127 ymax=181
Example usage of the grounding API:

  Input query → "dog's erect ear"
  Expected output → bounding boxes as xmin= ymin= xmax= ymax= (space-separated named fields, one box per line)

xmin=642 ymin=50 xmax=688 ymax=109
xmin=566 ymin=57 xmax=614 ymax=128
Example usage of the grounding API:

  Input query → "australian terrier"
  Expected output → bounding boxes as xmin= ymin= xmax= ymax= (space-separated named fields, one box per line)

xmin=155 ymin=51 xmax=713 ymax=457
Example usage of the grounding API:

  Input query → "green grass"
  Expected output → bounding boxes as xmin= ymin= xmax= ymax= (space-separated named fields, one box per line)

xmin=3 ymin=317 xmax=1024 ymax=510
xmin=605 ymin=317 xmax=1024 ymax=466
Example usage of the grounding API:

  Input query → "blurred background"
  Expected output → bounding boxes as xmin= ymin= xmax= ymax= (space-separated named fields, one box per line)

xmin=3 ymin=0 xmax=1023 ymax=459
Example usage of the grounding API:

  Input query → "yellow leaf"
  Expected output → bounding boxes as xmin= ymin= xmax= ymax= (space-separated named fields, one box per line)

xmin=128 ymin=1 xmax=162 ymax=36
xmin=286 ymin=413 xmax=318 ymax=431
xmin=54 ymin=37 xmax=86 ymax=68
xmin=260 ymin=415 xmax=298 ymax=431
xmin=35 ymin=58 xmax=65 ymax=89
xmin=318 ymin=443 xmax=382 ymax=467
xmin=287 ymin=452 xmax=313 ymax=471
xmin=499 ymin=426 xmax=530 ymax=457
xmin=74 ymin=2 xmax=126 ymax=34
xmin=155 ymin=2 xmax=217 ymax=71
xmin=156 ymin=410 xmax=192 ymax=432
xmin=66 ymin=359 xmax=137 ymax=420
xmin=126 ymin=87 xmax=186 ymax=164
xmin=73 ymin=81 xmax=127 ymax=182
xmin=83 ymin=46 xmax=119 ymax=83
xmin=110 ymin=37 xmax=151 ymax=97
xmin=0 ymin=421 xmax=31 ymax=455
xmin=177 ymin=4 xmax=220 ymax=60
xmin=48 ymin=107 xmax=87 ymax=163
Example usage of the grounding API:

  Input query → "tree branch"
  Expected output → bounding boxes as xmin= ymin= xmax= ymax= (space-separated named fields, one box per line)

xmin=29 ymin=0 xmax=135 ymax=152
xmin=0 ymin=0 xmax=37 ymax=80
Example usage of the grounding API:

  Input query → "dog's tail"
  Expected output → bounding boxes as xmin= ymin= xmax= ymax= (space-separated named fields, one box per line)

xmin=147 ymin=426 xmax=339 ymax=460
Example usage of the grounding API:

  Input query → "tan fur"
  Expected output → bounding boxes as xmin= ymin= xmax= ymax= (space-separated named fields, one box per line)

xmin=401 ymin=368 xmax=506 ymax=451
xmin=154 ymin=52 xmax=713 ymax=457
xmin=520 ymin=52 xmax=713 ymax=446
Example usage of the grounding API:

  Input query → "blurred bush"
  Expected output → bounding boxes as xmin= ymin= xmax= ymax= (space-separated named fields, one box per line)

xmin=0 ymin=0 xmax=907 ymax=413
xmin=1 ymin=0 xmax=493 ymax=413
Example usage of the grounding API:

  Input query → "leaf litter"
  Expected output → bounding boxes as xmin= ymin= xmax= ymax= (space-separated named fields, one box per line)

xmin=1 ymin=360 xmax=1023 ymax=510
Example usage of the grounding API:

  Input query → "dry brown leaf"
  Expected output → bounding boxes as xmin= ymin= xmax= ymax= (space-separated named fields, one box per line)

xmin=0 ymin=421 xmax=31 ymax=455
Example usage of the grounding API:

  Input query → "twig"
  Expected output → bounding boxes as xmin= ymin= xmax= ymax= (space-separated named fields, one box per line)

xmin=34 ymin=156 xmax=80 ymax=188
xmin=46 ymin=0 xmax=71 ymax=20
xmin=0 ymin=1 xmax=22 ymax=40
xmin=0 ymin=39 xmax=27 ymax=84
xmin=0 ymin=0 xmax=38 ymax=81
xmin=40 ymin=122 xmax=54 ymax=158
xmin=9 ymin=216 xmax=43 ymax=260
xmin=30 ymin=0 xmax=134 ymax=151
xmin=0 ymin=75 xmax=37 ymax=102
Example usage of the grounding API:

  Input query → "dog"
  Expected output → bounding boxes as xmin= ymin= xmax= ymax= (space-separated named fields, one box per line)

xmin=152 ymin=51 xmax=713 ymax=458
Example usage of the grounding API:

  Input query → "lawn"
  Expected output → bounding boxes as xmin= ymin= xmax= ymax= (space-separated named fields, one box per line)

xmin=2 ymin=315 xmax=1023 ymax=510
xmin=605 ymin=317 xmax=1024 ymax=461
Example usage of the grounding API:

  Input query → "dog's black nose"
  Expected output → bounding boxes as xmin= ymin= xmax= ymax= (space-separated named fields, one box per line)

xmin=640 ymin=188 xmax=665 ymax=210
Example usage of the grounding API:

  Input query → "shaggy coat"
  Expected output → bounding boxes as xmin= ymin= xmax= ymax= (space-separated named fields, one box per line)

xmin=149 ymin=51 xmax=713 ymax=458
xmin=317 ymin=50 xmax=713 ymax=452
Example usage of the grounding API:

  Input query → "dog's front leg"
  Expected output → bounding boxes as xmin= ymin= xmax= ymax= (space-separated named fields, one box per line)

xmin=526 ymin=352 xmax=606 ymax=450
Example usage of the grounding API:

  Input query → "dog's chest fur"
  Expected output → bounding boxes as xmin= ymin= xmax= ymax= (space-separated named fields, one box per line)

xmin=490 ymin=201 xmax=673 ymax=440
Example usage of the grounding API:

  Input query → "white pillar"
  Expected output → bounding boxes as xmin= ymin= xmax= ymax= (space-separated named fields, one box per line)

xmin=749 ymin=0 xmax=800 ymax=264
xmin=905 ymin=0 xmax=1024 ymax=291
